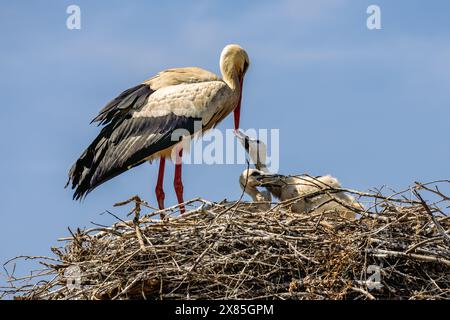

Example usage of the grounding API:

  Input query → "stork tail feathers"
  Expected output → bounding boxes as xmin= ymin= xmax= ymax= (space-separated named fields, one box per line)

xmin=65 ymin=134 xmax=106 ymax=200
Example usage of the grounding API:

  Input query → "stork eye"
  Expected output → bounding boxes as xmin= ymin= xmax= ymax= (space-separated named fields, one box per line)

xmin=244 ymin=137 xmax=250 ymax=151
xmin=243 ymin=61 xmax=249 ymax=74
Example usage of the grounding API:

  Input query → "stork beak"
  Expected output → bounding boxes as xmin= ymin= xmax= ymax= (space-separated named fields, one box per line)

xmin=257 ymin=174 xmax=283 ymax=185
xmin=234 ymin=129 xmax=246 ymax=142
xmin=233 ymin=103 xmax=241 ymax=131
xmin=234 ymin=77 xmax=244 ymax=130
xmin=234 ymin=129 xmax=248 ymax=151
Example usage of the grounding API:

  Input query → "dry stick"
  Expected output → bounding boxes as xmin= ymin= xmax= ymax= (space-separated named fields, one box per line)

xmin=111 ymin=274 xmax=143 ymax=300
xmin=405 ymin=237 xmax=443 ymax=254
xmin=3 ymin=255 xmax=63 ymax=266
xmin=90 ymin=249 xmax=141 ymax=299
xmin=413 ymin=190 xmax=450 ymax=246
xmin=350 ymin=286 xmax=376 ymax=300
xmin=362 ymin=211 xmax=411 ymax=237
xmin=115 ymin=195 xmax=203 ymax=219
xmin=132 ymin=198 xmax=147 ymax=252
xmin=154 ymin=197 xmax=203 ymax=217
xmin=228 ymin=251 xmax=260 ymax=298
xmin=167 ymin=242 xmax=216 ymax=297
xmin=67 ymin=227 xmax=82 ymax=247
xmin=415 ymin=181 xmax=450 ymax=202
xmin=368 ymin=248 xmax=450 ymax=266
xmin=114 ymin=195 xmax=155 ymax=210
xmin=287 ymin=242 xmax=320 ymax=264
xmin=59 ymin=201 xmax=201 ymax=241
xmin=217 ymin=160 xmax=251 ymax=218
xmin=103 ymin=209 xmax=128 ymax=224
xmin=135 ymin=219 xmax=147 ymax=252
xmin=187 ymin=242 xmax=215 ymax=275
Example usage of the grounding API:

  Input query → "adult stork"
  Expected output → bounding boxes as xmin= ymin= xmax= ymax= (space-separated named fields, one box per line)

xmin=66 ymin=44 xmax=250 ymax=213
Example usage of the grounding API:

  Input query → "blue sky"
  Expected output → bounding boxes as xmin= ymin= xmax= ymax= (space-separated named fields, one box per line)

xmin=1 ymin=0 xmax=449 ymax=289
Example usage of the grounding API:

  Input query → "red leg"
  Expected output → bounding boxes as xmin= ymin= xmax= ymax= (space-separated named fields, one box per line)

xmin=174 ymin=147 xmax=185 ymax=214
xmin=155 ymin=157 xmax=166 ymax=218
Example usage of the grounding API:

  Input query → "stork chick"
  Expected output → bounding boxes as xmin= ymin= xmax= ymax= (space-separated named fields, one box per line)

xmin=242 ymin=169 xmax=362 ymax=219
xmin=239 ymin=169 xmax=272 ymax=211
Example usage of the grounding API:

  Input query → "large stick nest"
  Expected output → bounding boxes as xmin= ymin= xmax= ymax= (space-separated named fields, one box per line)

xmin=2 ymin=180 xmax=450 ymax=300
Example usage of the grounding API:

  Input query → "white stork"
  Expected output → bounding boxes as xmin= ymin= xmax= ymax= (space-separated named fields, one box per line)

xmin=66 ymin=44 xmax=250 ymax=213
xmin=240 ymin=169 xmax=362 ymax=219
xmin=255 ymin=171 xmax=362 ymax=219
xmin=239 ymin=168 xmax=272 ymax=211
xmin=235 ymin=130 xmax=362 ymax=219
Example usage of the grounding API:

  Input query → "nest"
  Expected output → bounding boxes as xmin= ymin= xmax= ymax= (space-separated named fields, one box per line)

xmin=2 ymin=180 xmax=450 ymax=300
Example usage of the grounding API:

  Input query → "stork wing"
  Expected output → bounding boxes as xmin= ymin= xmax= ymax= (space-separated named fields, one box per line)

xmin=67 ymin=113 xmax=198 ymax=200
xmin=67 ymin=78 xmax=229 ymax=200
xmin=144 ymin=67 xmax=220 ymax=90
xmin=91 ymin=84 xmax=153 ymax=126
xmin=91 ymin=67 xmax=219 ymax=126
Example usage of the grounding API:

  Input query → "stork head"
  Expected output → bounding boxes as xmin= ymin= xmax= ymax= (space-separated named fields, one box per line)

xmin=240 ymin=168 xmax=284 ymax=201
xmin=220 ymin=44 xmax=250 ymax=83
xmin=239 ymin=168 xmax=264 ymax=190
xmin=235 ymin=129 xmax=267 ymax=171
xmin=239 ymin=168 xmax=272 ymax=203
xmin=220 ymin=44 xmax=250 ymax=130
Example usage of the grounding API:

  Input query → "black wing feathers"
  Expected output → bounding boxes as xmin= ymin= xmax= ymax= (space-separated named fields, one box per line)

xmin=90 ymin=84 xmax=153 ymax=126
xmin=67 ymin=114 xmax=198 ymax=200
xmin=67 ymin=79 xmax=210 ymax=200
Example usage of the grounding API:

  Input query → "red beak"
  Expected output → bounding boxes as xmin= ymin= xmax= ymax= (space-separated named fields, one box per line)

xmin=234 ymin=77 xmax=244 ymax=130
